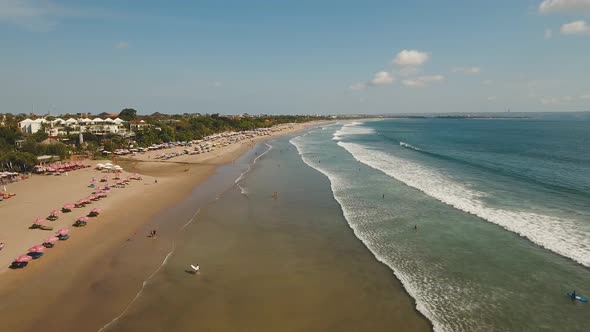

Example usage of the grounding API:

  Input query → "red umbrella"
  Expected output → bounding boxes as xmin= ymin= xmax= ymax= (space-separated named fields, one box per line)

xmin=44 ymin=236 xmax=59 ymax=243
xmin=28 ymin=245 xmax=46 ymax=253
xmin=15 ymin=255 xmax=32 ymax=262
xmin=56 ymin=228 xmax=70 ymax=235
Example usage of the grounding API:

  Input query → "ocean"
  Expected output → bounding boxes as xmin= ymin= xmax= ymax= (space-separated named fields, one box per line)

xmin=103 ymin=118 xmax=589 ymax=332
xmin=292 ymin=118 xmax=590 ymax=331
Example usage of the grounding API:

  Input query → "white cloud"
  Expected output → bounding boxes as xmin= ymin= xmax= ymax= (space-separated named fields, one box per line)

xmin=539 ymin=0 xmax=590 ymax=14
xmin=115 ymin=41 xmax=129 ymax=49
xmin=0 ymin=0 xmax=90 ymax=31
xmin=350 ymin=71 xmax=394 ymax=90
xmin=580 ymin=94 xmax=590 ymax=99
xmin=487 ymin=96 xmax=497 ymax=101
xmin=370 ymin=71 xmax=394 ymax=86
xmin=349 ymin=83 xmax=367 ymax=90
xmin=392 ymin=50 xmax=430 ymax=66
xmin=213 ymin=81 xmax=223 ymax=87
xmin=402 ymin=75 xmax=444 ymax=88
xmin=545 ymin=28 xmax=553 ymax=39
xmin=451 ymin=67 xmax=481 ymax=74
xmin=560 ymin=20 xmax=590 ymax=34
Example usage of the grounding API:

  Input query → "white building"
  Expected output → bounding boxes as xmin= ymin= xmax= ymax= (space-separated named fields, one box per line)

xmin=19 ymin=118 xmax=49 ymax=134
xmin=19 ymin=117 xmax=128 ymax=136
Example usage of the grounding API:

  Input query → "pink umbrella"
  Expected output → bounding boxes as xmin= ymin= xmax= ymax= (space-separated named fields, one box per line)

xmin=63 ymin=204 xmax=75 ymax=209
xmin=50 ymin=210 xmax=60 ymax=217
xmin=15 ymin=255 xmax=32 ymax=262
xmin=44 ymin=236 xmax=59 ymax=243
xmin=77 ymin=216 xmax=89 ymax=222
xmin=28 ymin=245 xmax=46 ymax=253
xmin=56 ymin=228 xmax=70 ymax=235
xmin=34 ymin=218 xmax=46 ymax=224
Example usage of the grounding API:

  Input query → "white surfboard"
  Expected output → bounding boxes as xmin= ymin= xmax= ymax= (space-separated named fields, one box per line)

xmin=191 ymin=264 xmax=200 ymax=273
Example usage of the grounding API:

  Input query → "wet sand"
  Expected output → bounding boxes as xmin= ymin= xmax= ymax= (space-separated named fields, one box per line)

xmin=0 ymin=123 xmax=430 ymax=332
xmin=105 ymin=135 xmax=432 ymax=332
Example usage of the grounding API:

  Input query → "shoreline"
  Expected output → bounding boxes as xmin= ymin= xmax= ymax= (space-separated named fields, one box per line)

xmin=0 ymin=122 xmax=325 ymax=331
xmin=102 ymin=129 xmax=431 ymax=332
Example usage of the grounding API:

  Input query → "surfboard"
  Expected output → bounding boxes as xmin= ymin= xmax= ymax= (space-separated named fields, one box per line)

xmin=191 ymin=264 xmax=200 ymax=273
xmin=567 ymin=293 xmax=588 ymax=302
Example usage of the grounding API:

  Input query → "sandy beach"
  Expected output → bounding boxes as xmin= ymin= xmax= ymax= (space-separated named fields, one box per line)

xmin=0 ymin=122 xmax=317 ymax=331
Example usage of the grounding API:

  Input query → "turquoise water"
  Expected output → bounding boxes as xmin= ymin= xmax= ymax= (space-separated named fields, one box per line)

xmin=291 ymin=119 xmax=590 ymax=332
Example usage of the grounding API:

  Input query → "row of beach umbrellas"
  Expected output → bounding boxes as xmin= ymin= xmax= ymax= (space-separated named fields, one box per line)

xmin=15 ymin=168 xmax=142 ymax=269
xmin=13 ymin=229 xmax=69 ymax=264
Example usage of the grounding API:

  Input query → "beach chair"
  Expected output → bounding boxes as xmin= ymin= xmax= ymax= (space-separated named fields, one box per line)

xmin=73 ymin=220 xmax=87 ymax=227
xmin=42 ymin=242 xmax=55 ymax=248
xmin=27 ymin=252 xmax=44 ymax=259
xmin=9 ymin=261 xmax=28 ymax=269
xmin=57 ymin=234 xmax=70 ymax=240
xmin=38 ymin=225 xmax=54 ymax=231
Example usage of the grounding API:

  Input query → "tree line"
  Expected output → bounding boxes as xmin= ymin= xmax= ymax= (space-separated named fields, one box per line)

xmin=0 ymin=111 xmax=326 ymax=171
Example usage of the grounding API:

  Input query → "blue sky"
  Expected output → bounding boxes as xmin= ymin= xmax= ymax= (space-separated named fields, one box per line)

xmin=0 ymin=0 xmax=589 ymax=115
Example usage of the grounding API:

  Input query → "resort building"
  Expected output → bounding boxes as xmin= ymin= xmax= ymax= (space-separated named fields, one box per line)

xmin=19 ymin=117 xmax=128 ymax=136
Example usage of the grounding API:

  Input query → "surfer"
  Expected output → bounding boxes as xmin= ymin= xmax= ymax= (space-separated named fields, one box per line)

xmin=571 ymin=290 xmax=576 ymax=301
xmin=414 ymin=225 xmax=418 ymax=231
xmin=382 ymin=193 xmax=385 ymax=199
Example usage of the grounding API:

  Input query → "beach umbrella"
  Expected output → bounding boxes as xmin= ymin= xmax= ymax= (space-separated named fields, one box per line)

xmin=34 ymin=218 xmax=46 ymax=224
xmin=56 ymin=228 xmax=70 ymax=235
xmin=28 ymin=245 xmax=46 ymax=253
xmin=50 ymin=210 xmax=60 ymax=217
xmin=44 ymin=236 xmax=59 ymax=243
xmin=15 ymin=255 xmax=33 ymax=262
xmin=77 ymin=216 xmax=89 ymax=222
xmin=63 ymin=204 xmax=75 ymax=209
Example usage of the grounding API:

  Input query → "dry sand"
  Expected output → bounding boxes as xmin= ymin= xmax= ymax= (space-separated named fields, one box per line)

xmin=0 ymin=122 xmax=321 ymax=331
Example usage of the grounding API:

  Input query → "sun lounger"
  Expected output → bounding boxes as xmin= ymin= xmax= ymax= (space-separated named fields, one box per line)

xmin=38 ymin=225 xmax=54 ymax=231
xmin=73 ymin=220 xmax=87 ymax=227
xmin=42 ymin=242 xmax=55 ymax=248
xmin=57 ymin=234 xmax=70 ymax=240
xmin=10 ymin=261 xmax=28 ymax=269
xmin=27 ymin=252 xmax=44 ymax=259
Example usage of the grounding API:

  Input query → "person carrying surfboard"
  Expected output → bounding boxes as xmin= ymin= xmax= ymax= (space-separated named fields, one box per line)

xmin=571 ymin=291 xmax=576 ymax=301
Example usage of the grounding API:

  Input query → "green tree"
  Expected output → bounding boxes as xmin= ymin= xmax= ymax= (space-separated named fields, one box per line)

xmin=119 ymin=108 xmax=138 ymax=121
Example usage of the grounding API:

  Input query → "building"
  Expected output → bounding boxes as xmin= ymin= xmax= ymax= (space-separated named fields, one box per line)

xmin=19 ymin=117 xmax=128 ymax=136
xmin=19 ymin=118 xmax=48 ymax=134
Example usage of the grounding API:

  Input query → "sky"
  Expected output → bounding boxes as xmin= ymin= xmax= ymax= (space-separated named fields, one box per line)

xmin=0 ymin=0 xmax=589 ymax=115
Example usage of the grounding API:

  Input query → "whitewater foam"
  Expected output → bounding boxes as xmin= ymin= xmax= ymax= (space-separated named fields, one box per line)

xmin=235 ymin=143 xmax=273 ymax=195
xmin=98 ymin=250 xmax=175 ymax=332
xmin=332 ymin=121 xmax=376 ymax=141
xmin=338 ymin=141 xmax=590 ymax=268
xmin=400 ymin=141 xmax=422 ymax=151
xmin=290 ymin=135 xmax=454 ymax=332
